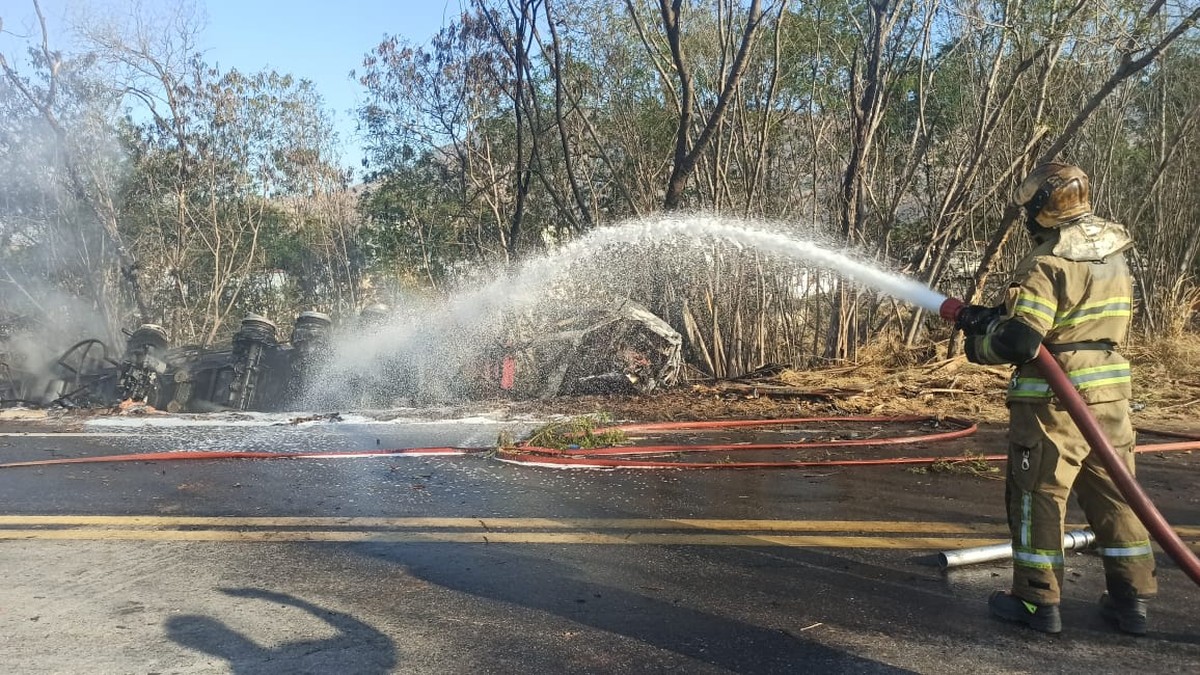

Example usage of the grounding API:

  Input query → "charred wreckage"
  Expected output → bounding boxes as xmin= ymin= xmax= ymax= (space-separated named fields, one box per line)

xmin=0 ymin=300 xmax=683 ymax=413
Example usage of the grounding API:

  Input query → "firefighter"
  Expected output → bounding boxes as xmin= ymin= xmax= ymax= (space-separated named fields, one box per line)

xmin=955 ymin=163 xmax=1155 ymax=635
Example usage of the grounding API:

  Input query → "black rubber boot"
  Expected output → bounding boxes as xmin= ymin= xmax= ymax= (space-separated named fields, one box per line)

xmin=1099 ymin=592 xmax=1148 ymax=636
xmin=988 ymin=590 xmax=1062 ymax=634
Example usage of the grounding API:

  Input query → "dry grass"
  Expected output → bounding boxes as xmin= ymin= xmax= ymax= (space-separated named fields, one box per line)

xmin=1126 ymin=333 xmax=1200 ymax=424
xmin=909 ymin=451 xmax=1003 ymax=479
xmin=504 ymin=354 xmax=1013 ymax=425
xmin=776 ymin=355 xmax=1012 ymax=422
xmin=477 ymin=334 xmax=1200 ymax=430
xmin=852 ymin=330 xmax=942 ymax=371
xmin=1128 ymin=333 xmax=1200 ymax=380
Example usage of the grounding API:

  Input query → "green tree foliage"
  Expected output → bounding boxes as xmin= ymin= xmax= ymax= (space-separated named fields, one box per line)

xmin=1 ymin=38 xmax=137 ymax=345
xmin=121 ymin=63 xmax=355 ymax=343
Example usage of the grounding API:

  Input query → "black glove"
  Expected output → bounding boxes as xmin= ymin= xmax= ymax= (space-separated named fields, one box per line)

xmin=955 ymin=304 xmax=1002 ymax=336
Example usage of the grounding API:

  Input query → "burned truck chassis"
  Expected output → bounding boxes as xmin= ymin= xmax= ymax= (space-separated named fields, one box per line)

xmin=0 ymin=312 xmax=332 ymax=413
xmin=0 ymin=299 xmax=684 ymax=412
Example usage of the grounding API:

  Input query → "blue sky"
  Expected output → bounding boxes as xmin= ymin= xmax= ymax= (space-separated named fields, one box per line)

xmin=2 ymin=0 xmax=460 ymax=174
xmin=200 ymin=0 xmax=459 ymax=173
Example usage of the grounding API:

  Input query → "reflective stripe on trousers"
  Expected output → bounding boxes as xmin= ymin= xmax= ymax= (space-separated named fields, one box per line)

xmin=1014 ymin=492 xmax=1064 ymax=569
xmin=1009 ymin=363 xmax=1131 ymax=399
xmin=1098 ymin=541 xmax=1154 ymax=558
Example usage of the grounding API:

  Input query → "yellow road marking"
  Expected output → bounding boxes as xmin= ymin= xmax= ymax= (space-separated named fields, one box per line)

xmin=0 ymin=528 xmax=1006 ymax=547
xmin=0 ymin=516 xmax=1193 ymax=548
xmin=0 ymin=515 xmax=1012 ymax=533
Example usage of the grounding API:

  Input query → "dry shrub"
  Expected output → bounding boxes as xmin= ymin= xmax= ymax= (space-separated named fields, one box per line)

xmin=520 ymin=414 xmax=627 ymax=449
xmin=1127 ymin=333 xmax=1200 ymax=419
xmin=1146 ymin=277 xmax=1200 ymax=339
xmin=853 ymin=325 xmax=945 ymax=370
xmin=774 ymin=352 xmax=1010 ymax=423
xmin=1127 ymin=333 xmax=1200 ymax=381
xmin=1120 ymin=333 xmax=1200 ymax=422
xmin=854 ymin=332 xmax=919 ymax=370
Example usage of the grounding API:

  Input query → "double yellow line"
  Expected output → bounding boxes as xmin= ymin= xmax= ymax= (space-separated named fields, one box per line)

xmin=1 ymin=516 xmax=1196 ymax=548
xmin=0 ymin=516 xmax=1016 ymax=548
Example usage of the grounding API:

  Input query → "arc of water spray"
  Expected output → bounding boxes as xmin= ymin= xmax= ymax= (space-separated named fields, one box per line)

xmin=313 ymin=215 xmax=948 ymax=405
xmin=351 ymin=215 xmax=946 ymax=356
xmin=496 ymin=215 xmax=950 ymax=314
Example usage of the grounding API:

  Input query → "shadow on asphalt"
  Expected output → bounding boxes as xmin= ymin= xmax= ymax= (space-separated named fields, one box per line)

xmin=361 ymin=543 xmax=915 ymax=674
xmin=710 ymin=544 xmax=1200 ymax=667
xmin=165 ymin=587 xmax=397 ymax=674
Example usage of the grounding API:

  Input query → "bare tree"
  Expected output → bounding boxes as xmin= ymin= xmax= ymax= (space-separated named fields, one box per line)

xmin=626 ymin=0 xmax=766 ymax=210
xmin=0 ymin=0 xmax=150 ymax=333
xmin=966 ymin=1 xmax=1200 ymax=308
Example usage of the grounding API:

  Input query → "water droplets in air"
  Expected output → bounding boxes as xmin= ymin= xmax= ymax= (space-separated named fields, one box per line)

xmin=307 ymin=214 xmax=946 ymax=407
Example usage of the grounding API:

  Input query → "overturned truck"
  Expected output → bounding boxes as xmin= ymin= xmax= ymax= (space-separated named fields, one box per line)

xmin=0 ymin=299 xmax=683 ymax=412
xmin=118 ymin=312 xmax=333 ymax=412
xmin=0 ymin=312 xmax=333 ymax=413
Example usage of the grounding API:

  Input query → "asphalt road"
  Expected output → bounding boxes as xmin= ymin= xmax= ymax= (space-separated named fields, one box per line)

xmin=0 ymin=412 xmax=1198 ymax=674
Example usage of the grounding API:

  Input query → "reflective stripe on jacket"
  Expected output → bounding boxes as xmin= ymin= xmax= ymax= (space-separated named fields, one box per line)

xmin=969 ymin=227 xmax=1133 ymax=405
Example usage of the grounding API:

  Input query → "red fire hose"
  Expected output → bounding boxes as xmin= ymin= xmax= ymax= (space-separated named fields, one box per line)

xmin=4 ymin=416 xmax=1195 ymax=471
xmin=0 ymin=448 xmax=471 ymax=469
xmin=938 ymin=297 xmax=1200 ymax=586
xmin=498 ymin=416 xmax=1198 ymax=469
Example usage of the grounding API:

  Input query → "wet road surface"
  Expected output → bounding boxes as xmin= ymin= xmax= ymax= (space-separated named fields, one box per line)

xmin=1 ymin=414 xmax=1198 ymax=674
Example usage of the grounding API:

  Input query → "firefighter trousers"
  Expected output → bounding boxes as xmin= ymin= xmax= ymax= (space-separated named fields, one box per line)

xmin=1006 ymin=400 xmax=1157 ymax=606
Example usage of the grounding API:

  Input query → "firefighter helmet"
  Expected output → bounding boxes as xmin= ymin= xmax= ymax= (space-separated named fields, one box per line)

xmin=1014 ymin=163 xmax=1092 ymax=228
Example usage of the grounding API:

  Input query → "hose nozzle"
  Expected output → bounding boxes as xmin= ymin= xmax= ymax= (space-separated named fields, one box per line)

xmin=939 ymin=298 xmax=965 ymax=324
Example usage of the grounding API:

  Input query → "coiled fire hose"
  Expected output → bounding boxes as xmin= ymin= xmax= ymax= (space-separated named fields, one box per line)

xmin=938 ymin=297 xmax=1200 ymax=586
xmin=499 ymin=415 xmax=980 ymax=469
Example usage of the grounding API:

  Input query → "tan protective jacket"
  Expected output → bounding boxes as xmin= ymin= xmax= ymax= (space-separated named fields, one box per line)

xmin=969 ymin=214 xmax=1135 ymax=405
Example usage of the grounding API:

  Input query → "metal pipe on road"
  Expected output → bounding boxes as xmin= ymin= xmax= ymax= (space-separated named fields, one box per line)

xmin=939 ymin=529 xmax=1096 ymax=570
